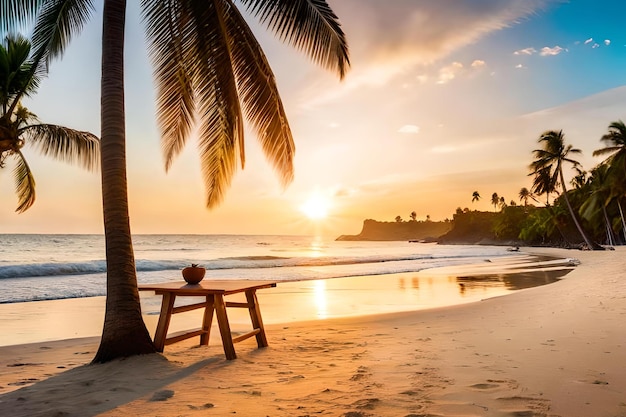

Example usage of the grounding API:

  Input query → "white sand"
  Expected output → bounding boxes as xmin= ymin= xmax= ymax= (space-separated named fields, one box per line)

xmin=1 ymin=247 xmax=625 ymax=417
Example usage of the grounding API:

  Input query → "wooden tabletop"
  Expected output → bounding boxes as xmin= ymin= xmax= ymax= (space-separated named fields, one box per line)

xmin=138 ymin=280 xmax=276 ymax=295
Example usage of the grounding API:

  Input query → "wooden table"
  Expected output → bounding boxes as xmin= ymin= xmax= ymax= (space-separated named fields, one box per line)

xmin=139 ymin=280 xmax=276 ymax=360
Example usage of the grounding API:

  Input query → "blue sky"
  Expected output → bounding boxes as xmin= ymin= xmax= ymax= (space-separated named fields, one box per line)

xmin=2 ymin=0 xmax=626 ymax=236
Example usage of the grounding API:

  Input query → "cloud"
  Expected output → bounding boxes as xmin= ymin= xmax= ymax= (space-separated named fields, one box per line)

xmin=437 ymin=62 xmax=464 ymax=84
xmin=471 ymin=59 xmax=486 ymax=68
xmin=301 ymin=0 xmax=557 ymax=106
xmin=605 ymin=39 xmax=611 ymax=46
xmin=584 ymin=38 xmax=593 ymax=45
xmin=514 ymin=47 xmax=537 ymax=55
xmin=515 ymin=64 xmax=525 ymax=69
xmin=540 ymin=46 xmax=565 ymax=56
xmin=398 ymin=125 xmax=420 ymax=134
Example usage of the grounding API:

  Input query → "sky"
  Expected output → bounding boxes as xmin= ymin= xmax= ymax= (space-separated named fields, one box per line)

xmin=3 ymin=0 xmax=626 ymax=237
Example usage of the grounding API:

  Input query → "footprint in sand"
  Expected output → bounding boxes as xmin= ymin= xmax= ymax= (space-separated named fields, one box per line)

xmin=470 ymin=382 xmax=500 ymax=390
xmin=188 ymin=403 xmax=214 ymax=410
xmin=149 ymin=389 xmax=175 ymax=402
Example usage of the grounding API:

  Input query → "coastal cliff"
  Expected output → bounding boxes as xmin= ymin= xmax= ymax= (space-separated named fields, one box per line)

xmin=336 ymin=219 xmax=452 ymax=241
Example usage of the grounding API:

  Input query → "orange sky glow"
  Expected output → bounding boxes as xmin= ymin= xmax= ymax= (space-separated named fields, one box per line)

xmin=2 ymin=0 xmax=626 ymax=238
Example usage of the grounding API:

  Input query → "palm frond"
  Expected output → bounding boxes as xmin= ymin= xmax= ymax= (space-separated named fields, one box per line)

xmin=0 ymin=34 xmax=38 ymax=106
xmin=592 ymin=146 xmax=621 ymax=157
xmin=30 ymin=0 xmax=95 ymax=74
xmin=11 ymin=149 xmax=36 ymax=213
xmin=1 ymin=0 xmax=43 ymax=34
xmin=142 ymin=0 xmax=197 ymax=171
xmin=220 ymin=0 xmax=295 ymax=186
xmin=240 ymin=0 xmax=349 ymax=79
xmin=145 ymin=0 xmax=244 ymax=208
xmin=193 ymin=0 xmax=243 ymax=208
xmin=21 ymin=123 xmax=100 ymax=170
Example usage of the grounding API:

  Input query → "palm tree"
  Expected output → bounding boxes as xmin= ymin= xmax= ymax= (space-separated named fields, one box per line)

xmin=529 ymin=165 xmax=559 ymax=206
xmin=518 ymin=187 xmax=532 ymax=206
xmin=530 ymin=130 xmax=598 ymax=249
xmin=0 ymin=34 xmax=99 ymax=212
xmin=471 ymin=191 xmax=480 ymax=203
xmin=580 ymin=164 xmax=616 ymax=246
xmin=5 ymin=0 xmax=349 ymax=362
xmin=594 ymin=120 xmax=626 ymax=175
xmin=594 ymin=120 xmax=626 ymax=241
xmin=491 ymin=192 xmax=499 ymax=211
xmin=410 ymin=211 xmax=416 ymax=221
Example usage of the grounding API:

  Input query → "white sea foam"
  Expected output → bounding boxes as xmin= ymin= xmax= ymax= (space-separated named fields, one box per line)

xmin=0 ymin=234 xmax=522 ymax=304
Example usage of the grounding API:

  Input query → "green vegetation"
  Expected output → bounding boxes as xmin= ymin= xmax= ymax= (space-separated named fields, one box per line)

xmin=344 ymin=123 xmax=626 ymax=249
xmin=442 ymin=124 xmax=626 ymax=249
xmin=0 ymin=34 xmax=99 ymax=212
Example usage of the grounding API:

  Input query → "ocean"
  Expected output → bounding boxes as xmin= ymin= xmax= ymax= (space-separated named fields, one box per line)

xmin=0 ymin=234 xmax=533 ymax=305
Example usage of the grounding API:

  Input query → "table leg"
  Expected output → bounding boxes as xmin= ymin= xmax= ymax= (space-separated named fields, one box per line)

xmin=245 ymin=289 xmax=269 ymax=348
xmin=154 ymin=292 xmax=176 ymax=352
xmin=214 ymin=294 xmax=237 ymax=360
xmin=200 ymin=295 xmax=215 ymax=346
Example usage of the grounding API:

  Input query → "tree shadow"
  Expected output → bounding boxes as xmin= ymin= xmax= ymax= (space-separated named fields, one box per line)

xmin=0 ymin=351 xmax=227 ymax=417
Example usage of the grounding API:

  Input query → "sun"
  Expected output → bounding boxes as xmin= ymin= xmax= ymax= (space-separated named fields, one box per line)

xmin=300 ymin=192 xmax=331 ymax=220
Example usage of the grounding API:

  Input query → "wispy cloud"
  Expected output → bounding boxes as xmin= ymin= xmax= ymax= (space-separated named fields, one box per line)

xmin=398 ymin=125 xmax=421 ymax=134
xmin=437 ymin=62 xmax=464 ymax=84
xmin=540 ymin=46 xmax=566 ymax=56
xmin=471 ymin=59 xmax=486 ymax=68
xmin=604 ymin=39 xmax=611 ymax=46
xmin=300 ymin=0 xmax=557 ymax=106
xmin=514 ymin=47 xmax=537 ymax=55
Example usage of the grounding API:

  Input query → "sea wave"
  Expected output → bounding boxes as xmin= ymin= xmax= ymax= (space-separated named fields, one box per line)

xmin=0 ymin=252 xmax=492 ymax=279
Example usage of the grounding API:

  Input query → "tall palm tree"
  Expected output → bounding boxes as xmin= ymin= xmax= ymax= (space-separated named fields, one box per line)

xmin=580 ymin=164 xmax=616 ymax=246
xmin=594 ymin=120 xmax=626 ymax=241
xmin=471 ymin=191 xmax=480 ymax=203
xmin=530 ymin=130 xmax=598 ymax=249
xmin=4 ymin=0 xmax=349 ymax=362
xmin=0 ymin=34 xmax=99 ymax=212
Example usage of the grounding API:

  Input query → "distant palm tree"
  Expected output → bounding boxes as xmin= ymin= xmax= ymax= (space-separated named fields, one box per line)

xmin=491 ymin=192 xmax=499 ymax=211
xmin=518 ymin=187 xmax=532 ymax=206
xmin=530 ymin=130 xmax=597 ymax=249
xmin=395 ymin=215 xmax=402 ymax=223
xmin=472 ymin=191 xmax=480 ymax=203
xmin=0 ymin=34 xmax=99 ymax=212
xmin=410 ymin=211 xmax=417 ymax=221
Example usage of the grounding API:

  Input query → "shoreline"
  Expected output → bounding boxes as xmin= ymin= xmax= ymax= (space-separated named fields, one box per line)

xmin=0 ymin=252 xmax=572 ymax=347
xmin=2 ymin=247 xmax=624 ymax=416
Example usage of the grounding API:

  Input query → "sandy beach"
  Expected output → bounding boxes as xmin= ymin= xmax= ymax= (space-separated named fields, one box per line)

xmin=1 ymin=247 xmax=625 ymax=417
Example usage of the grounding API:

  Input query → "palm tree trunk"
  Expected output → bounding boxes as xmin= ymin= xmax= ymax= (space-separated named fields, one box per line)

xmin=602 ymin=204 xmax=615 ymax=246
xmin=558 ymin=167 xmax=600 ymax=250
xmin=618 ymin=199 xmax=626 ymax=243
xmin=93 ymin=0 xmax=156 ymax=363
